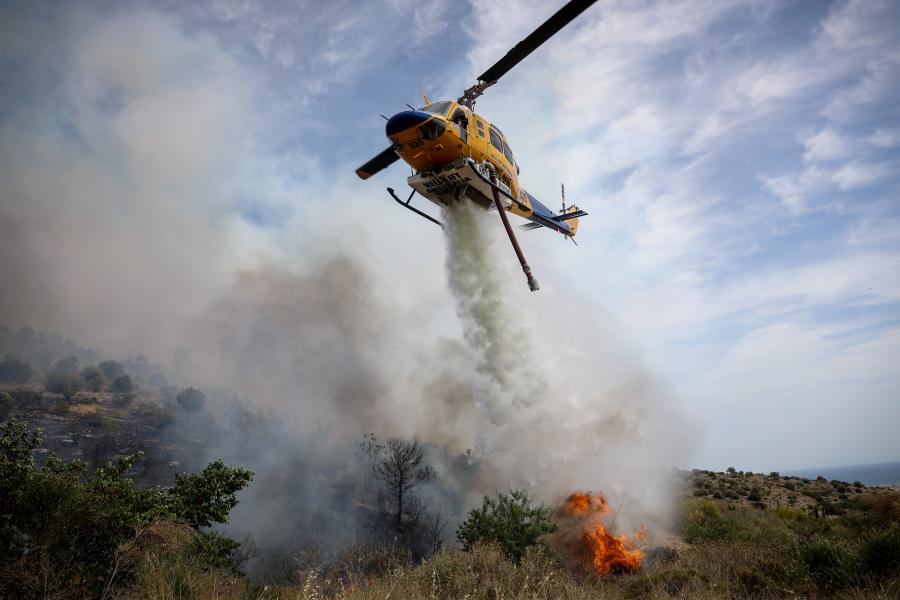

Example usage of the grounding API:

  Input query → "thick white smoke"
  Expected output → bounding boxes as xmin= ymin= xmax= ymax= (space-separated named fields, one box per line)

xmin=436 ymin=201 xmax=689 ymax=536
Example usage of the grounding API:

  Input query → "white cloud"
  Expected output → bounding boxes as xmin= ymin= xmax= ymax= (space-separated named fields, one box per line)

xmin=762 ymin=166 xmax=832 ymax=213
xmin=820 ymin=0 xmax=898 ymax=51
xmin=833 ymin=160 xmax=895 ymax=189
xmin=866 ymin=127 xmax=900 ymax=148
xmin=803 ymin=128 xmax=852 ymax=162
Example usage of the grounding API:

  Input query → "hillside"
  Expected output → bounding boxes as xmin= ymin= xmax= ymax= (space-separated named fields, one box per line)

xmin=1 ymin=375 xmax=898 ymax=598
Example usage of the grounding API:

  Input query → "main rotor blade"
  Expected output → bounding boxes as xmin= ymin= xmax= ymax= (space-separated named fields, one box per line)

xmin=477 ymin=0 xmax=597 ymax=84
xmin=355 ymin=146 xmax=400 ymax=180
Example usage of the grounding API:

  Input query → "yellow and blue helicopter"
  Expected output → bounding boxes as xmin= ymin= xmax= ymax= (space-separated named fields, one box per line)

xmin=356 ymin=0 xmax=596 ymax=291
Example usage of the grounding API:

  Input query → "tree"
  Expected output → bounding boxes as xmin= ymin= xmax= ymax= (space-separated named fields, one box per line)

xmin=110 ymin=374 xmax=135 ymax=394
xmin=176 ymin=387 xmax=206 ymax=414
xmin=457 ymin=488 xmax=558 ymax=563
xmin=168 ymin=460 xmax=254 ymax=528
xmin=81 ymin=366 xmax=106 ymax=392
xmin=375 ymin=438 xmax=434 ymax=527
xmin=98 ymin=360 xmax=124 ymax=380
xmin=0 ymin=355 xmax=32 ymax=384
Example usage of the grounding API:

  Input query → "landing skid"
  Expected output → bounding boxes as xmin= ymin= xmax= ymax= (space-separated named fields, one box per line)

xmin=387 ymin=168 xmax=539 ymax=292
xmin=387 ymin=187 xmax=443 ymax=228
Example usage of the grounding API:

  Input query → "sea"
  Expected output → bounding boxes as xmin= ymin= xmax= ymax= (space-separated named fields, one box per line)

xmin=782 ymin=461 xmax=900 ymax=486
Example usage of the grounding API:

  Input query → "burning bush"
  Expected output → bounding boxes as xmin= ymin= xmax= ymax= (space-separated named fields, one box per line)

xmin=548 ymin=492 xmax=644 ymax=576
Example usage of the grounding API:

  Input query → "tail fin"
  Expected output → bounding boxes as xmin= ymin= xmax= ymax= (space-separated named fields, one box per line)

xmin=563 ymin=205 xmax=581 ymax=236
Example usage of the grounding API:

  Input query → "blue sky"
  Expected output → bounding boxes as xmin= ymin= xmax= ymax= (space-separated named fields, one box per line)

xmin=1 ymin=0 xmax=898 ymax=473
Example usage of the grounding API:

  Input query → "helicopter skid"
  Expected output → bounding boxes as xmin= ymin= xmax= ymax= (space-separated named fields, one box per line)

xmin=408 ymin=159 xmax=513 ymax=211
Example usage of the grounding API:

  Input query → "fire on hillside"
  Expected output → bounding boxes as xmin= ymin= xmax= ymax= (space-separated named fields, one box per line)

xmin=550 ymin=491 xmax=644 ymax=576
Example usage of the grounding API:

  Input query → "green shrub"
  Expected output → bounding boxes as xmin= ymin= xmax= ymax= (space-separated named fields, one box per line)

xmin=45 ymin=371 xmax=83 ymax=395
xmin=862 ymin=492 xmax=900 ymax=524
xmin=176 ymin=387 xmax=206 ymax=414
xmin=681 ymin=499 xmax=735 ymax=543
xmin=0 ymin=355 xmax=32 ymax=384
xmin=860 ymin=523 xmax=900 ymax=577
xmin=99 ymin=359 xmax=125 ymax=379
xmin=80 ymin=366 xmax=106 ymax=392
xmin=727 ymin=506 xmax=792 ymax=542
xmin=456 ymin=488 xmax=557 ymax=563
xmin=111 ymin=374 xmax=135 ymax=394
xmin=0 ymin=420 xmax=253 ymax=598
xmin=797 ymin=536 xmax=858 ymax=590
xmin=774 ymin=506 xmax=809 ymax=523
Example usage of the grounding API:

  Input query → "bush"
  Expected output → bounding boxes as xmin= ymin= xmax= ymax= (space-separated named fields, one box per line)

xmin=44 ymin=371 xmax=83 ymax=395
xmin=81 ymin=366 xmax=106 ymax=392
xmin=99 ymin=359 xmax=125 ymax=379
xmin=680 ymin=499 xmax=735 ymax=543
xmin=0 ymin=355 xmax=32 ymax=383
xmin=797 ymin=536 xmax=858 ymax=590
xmin=862 ymin=492 xmax=900 ymax=524
xmin=176 ymin=387 xmax=206 ymax=414
xmin=111 ymin=374 xmax=135 ymax=394
xmin=860 ymin=523 xmax=900 ymax=577
xmin=457 ymin=488 xmax=557 ymax=563
xmin=0 ymin=420 xmax=253 ymax=599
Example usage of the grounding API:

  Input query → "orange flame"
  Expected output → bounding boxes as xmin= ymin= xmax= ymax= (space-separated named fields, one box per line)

xmin=550 ymin=491 xmax=643 ymax=576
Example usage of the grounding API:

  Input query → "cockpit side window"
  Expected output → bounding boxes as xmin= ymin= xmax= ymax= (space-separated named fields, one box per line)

xmin=502 ymin=142 xmax=514 ymax=165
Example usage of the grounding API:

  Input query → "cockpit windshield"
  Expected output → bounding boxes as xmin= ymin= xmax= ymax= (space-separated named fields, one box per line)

xmin=420 ymin=100 xmax=452 ymax=116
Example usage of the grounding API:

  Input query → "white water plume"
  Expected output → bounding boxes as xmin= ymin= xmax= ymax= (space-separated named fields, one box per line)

xmin=441 ymin=200 xmax=545 ymax=423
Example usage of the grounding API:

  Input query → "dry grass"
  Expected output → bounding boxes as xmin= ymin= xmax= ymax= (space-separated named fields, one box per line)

xmin=117 ymin=528 xmax=899 ymax=600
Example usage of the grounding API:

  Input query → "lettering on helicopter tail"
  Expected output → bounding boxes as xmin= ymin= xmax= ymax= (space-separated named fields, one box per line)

xmin=422 ymin=172 xmax=472 ymax=195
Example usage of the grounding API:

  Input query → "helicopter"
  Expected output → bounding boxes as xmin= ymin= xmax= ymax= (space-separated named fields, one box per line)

xmin=355 ymin=0 xmax=597 ymax=292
